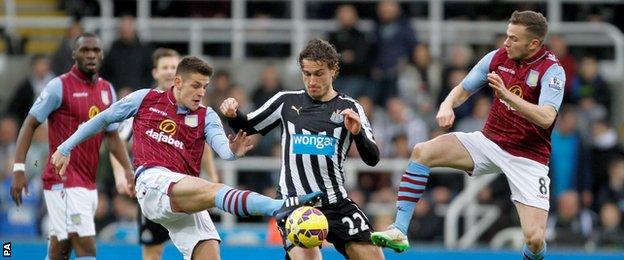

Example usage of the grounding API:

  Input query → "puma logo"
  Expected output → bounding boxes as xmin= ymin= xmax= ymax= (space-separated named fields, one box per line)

xmin=291 ymin=105 xmax=302 ymax=115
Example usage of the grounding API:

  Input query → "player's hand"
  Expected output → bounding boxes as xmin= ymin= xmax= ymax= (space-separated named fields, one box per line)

xmin=228 ymin=130 xmax=254 ymax=158
xmin=10 ymin=171 xmax=29 ymax=207
xmin=487 ymin=72 xmax=510 ymax=101
xmin=124 ymin=170 xmax=136 ymax=198
xmin=115 ymin=170 xmax=135 ymax=197
xmin=220 ymin=98 xmax=239 ymax=118
xmin=436 ymin=103 xmax=455 ymax=129
xmin=50 ymin=150 xmax=70 ymax=178
xmin=340 ymin=109 xmax=361 ymax=135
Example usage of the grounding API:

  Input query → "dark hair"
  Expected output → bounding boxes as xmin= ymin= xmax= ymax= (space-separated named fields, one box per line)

xmin=72 ymin=32 xmax=99 ymax=49
xmin=175 ymin=56 xmax=213 ymax=77
xmin=298 ymin=38 xmax=340 ymax=78
xmin=152 ymin=48 xmax=180 ymax=68
xmin=509 ymin=10 xmax=548 ymax=42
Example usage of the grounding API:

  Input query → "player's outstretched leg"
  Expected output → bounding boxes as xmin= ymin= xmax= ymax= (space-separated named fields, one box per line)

xmin=370 ymin=160 xmax=430 ymax=253
xmin=214 ymin=185 xmax=323 ymax=219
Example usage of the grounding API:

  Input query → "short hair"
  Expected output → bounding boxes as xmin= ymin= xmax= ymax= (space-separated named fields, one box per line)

xmin=73 ymin=32 xmax=99 ymax=49
xmin=298 ymin=38 xmax=340 ymax=77
xmin=509 ymin=10 xmax=548 ymax=42
xmin=30 ymin=53 xmax=48 ymax=67
xmin=175 ymin=56 xmax=213 ymax=78
xmin=152 ymin=48 xmax=180 ymax=68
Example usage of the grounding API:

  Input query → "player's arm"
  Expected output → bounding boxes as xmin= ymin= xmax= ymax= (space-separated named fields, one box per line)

xmin=201 ymin=144 xmax=219 ymax=182
xmin=52 ymin=89 xmax=150 ymax=175
xmin=204 ymin=108 xmax=253 ymax=161
xmin=343 ymin=104 xmax=379 ymax=166
xmin=221 ymin=92 xmax=286 ymax=135
xmin=11 ymin=78 xmax=62 ymax=206
xmin=109 ymin=118 xmax=134 ymax=195
xmin=488 ymin=64 xmax=565 ymax=129
xmin=438 ymin=50 xmax=495 ymax=128
xmin=100 ymin=85 xmax=134 ymax=196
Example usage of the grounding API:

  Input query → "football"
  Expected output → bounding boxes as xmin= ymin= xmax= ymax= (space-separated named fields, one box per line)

xmin=285 ymin=206 xmax=329 ymax=248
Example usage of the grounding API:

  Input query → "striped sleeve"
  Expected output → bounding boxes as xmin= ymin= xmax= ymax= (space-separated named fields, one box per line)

xmin=228 ymin=91 xmax=293 ymax=135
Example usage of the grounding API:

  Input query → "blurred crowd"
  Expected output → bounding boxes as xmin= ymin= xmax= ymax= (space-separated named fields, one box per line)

xmin=0 ymin=0 xmax=623 ymax=250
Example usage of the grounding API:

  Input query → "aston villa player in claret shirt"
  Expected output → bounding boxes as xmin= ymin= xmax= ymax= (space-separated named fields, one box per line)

xmin=10 ymin=33 xmax=134 ymax=260
xmin=371 ymin=11 xmax=564 ymax=260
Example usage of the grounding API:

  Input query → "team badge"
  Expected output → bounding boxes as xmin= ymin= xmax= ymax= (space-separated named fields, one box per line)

xmin=185 ymin=114 xmax=198 ymax=127
xmin=526 ymin=70 xmax=539 ymax=87
xmin=70 ymin=214 xmax=81 ymax=225
xmin=330 ymin=110 xmax=343 ymax=124
xmin=101 ymin=90 xmax=110 ymax=105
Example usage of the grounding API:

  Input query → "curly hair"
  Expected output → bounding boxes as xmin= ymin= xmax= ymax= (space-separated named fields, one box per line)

xmin=298 ymin=38 xmax=340 ymax=78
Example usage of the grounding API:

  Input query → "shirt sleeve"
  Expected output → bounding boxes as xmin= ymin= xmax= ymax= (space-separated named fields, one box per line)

xmin=105 ymin=83 xmax=120 ymax=132
xmin=58 ymin=89 xmax=150 ymax=156
xmin=228 ymin=92 xmax=286 ymax=135
xmin=352 ymin=101 xmax=379 ymax=166
xmin=461 ymin=50 xmax=497 ymax=94
xmin=538 ymin=64 xmax=566 ymax=111
xmin=204 ymin=108 xmax=236 ymax=161
xmin=28 ymin=77 xmax=63 ymax=123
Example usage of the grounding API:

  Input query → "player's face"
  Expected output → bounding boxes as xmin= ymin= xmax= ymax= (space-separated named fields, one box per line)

xmin=504 ymin=23 xmax=541 ymax=61
xmin=72 ymin=37 xmax=103 ymax=75
xmin=301 ymin=59 xmax=337 ymax=101
xmin=153 ymin=56 xmax=179 ymax=90
xmin=174 ymin=72 xmax=209 ymax=111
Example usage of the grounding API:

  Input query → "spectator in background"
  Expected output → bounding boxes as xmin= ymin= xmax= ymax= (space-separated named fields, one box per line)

xmin=550 ymin=106 xmax=590 ymax=199
xmin=547 ymin=191 xmax=597 ymax=246
xmin=548 ymin=35 xmax=577 ymax=102
xmin=398 ymin=43 xmax=438 ymax=119
xmin=101 ymin=15 xmax=152 ymax=92
xmin=591 ymin=203 xmax=624 ymax=249
xmin=98 ymin=195 xmax=138 ymax=243
xmin=328 ymin=4 xmax=371 ymax=98
xmin=407 ymin=196 xmax=443 ymax=242
xmin=572 ymin=56 xmax=612 ymax=119
xmin=371 ymin=0 xmax=417 ymax=106
xmin=455 ymin=95 xmax=490 ymax=133
xmin=51 ymin=18 xmax=83 ymax=76
xmin=0 ymin=116 xmax=18 ymax=176
xmin=0 ymin=117 xmax=43 ymax=237
xmin=6 ymin=55 xmax=54 ymax=124
xmin=374 ymin=97 xmax=428 ymax=157
xmin=597 ymin=157 xmax=624 ymax=211
xmin=251 ymin=66 xmax=284 ymax=109
xmin=588 ymin=121 xmax=623 ymax=206
xmin=205 ymin=70 xmax=234 ymax=113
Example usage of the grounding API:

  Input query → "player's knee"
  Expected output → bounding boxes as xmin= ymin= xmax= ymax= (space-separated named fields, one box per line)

xmin=524 ymin=228 xmax=545 ymax=249
xmin=410 ymin=142 xmax=432 ymax=166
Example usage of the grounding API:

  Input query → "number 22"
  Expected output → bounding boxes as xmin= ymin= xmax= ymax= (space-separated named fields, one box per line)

xmin=341 ymin=212 xmax=370 ymax=235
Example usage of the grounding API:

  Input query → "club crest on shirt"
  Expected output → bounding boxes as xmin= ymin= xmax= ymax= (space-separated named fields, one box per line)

xmin=185 ymin=114 xmax=198 ymax=127
xmin=526 ymin=70 xmax=539 ymax=87
xmin=101 ymin=90 xmax=110 ymax=105
xmin=330 ymin=110 xmax=343 ymax=124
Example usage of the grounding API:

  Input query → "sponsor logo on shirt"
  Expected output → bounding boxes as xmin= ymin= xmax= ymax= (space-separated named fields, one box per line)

xmin=145 ymin=128 xmax=184 ymax=149
xmin=291 ymin=134 xmax=336 ymax=156
xmin=149 ymin=107 xmax=168 ymax=117
xmin=159 ymin=119 xmax=177 ymax=135
xmin=88 ymin=105 xmax=100 ymax=119
xmin=73 ymin=92 xmax=88 ymax=98
xmin=498 ymin=66 xmax=515 ymax=75
xmin=291 ymin=105 xmax=302 ymax=115
xmin=499 ymin=85 xmax=523 ymax=111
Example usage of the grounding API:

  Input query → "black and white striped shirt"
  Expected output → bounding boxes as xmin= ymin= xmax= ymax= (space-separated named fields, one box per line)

xmin=228 ymin=90 xmax=379 ymax=206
